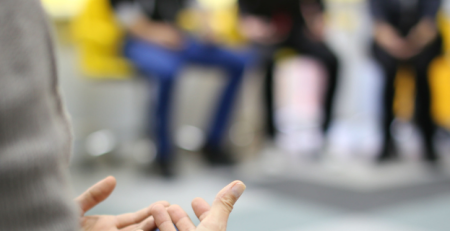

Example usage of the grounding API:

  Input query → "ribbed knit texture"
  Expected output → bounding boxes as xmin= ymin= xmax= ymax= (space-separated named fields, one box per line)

xmin=0 ymin=0 xmax=79 ymax=230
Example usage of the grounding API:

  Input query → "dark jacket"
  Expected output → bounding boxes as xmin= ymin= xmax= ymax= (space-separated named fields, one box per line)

xmin=238 ymin=0 xmax=324 ymax=39
xmin=110 ymin=0 xmax=187 ymax=22
xmin=369 ymin=0 xmax=441 ymax=35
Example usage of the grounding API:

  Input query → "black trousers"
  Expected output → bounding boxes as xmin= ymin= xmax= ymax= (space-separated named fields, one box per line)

xmin=261 ymin=36 xmax=340 ymax=139
xmin=372 ymin=36 xmax=442 ymax=158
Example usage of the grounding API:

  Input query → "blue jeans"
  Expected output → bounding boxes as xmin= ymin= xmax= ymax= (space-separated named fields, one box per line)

xmin=124 ymin=37 xmax=253 ymax=161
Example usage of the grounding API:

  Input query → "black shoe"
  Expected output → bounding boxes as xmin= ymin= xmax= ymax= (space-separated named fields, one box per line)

xmin=377 ymin=144 xmax=398 ymax=163
xmin=424 ymin=146 xmax=440 ymax=164
xmin=201 ymin=144 xmax=236 ymax=166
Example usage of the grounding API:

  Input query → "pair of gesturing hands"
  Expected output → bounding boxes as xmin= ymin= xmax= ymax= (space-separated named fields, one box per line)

xmin=75 ymin=176 xmax=246 ymax=231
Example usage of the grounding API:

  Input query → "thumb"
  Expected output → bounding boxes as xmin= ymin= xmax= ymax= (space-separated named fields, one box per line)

xmin=208 ymin=181 xmax=246 ymax=228
xmin=75 ymin=176 xmax=117 ymax=215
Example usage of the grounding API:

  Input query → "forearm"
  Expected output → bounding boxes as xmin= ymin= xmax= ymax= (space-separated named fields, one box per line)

xmin=374 ymin=21 xmax=402 ymax=45
xmin=407 ymin=18 xmax=438 ymax=49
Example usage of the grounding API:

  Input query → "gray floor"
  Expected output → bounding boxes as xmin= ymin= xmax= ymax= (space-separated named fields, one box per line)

xmin=70 ymin=150 xmax=450 ymax=231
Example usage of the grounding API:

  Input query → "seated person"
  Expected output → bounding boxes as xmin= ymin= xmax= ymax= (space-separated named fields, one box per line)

xmin=109 ymin=0 xmax=254 ymax=175
xmin=238 ymin=0 xmax=340 ymax=141
xmin=370 ymin=0 xmax=442 ymax=162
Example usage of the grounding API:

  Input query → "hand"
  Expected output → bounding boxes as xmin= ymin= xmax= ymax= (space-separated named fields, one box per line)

xmin=151 ymin=180 xmax=246 ymax=231
xmin=199 ymin=27 xmax=219 ymax=44
xmin=374 ymin=22 xmax=418 ymax=60
xmin=197 ymin=11 xmax=219 ymax=44
xmin=304 ymin=16 xmax=325 ymax=42
xmin=76 ymin=176 xmax=169 ymax=231
xmin=310 ymin=18 xmax=325 ymax=41
xmin=384 ymin=39 xmax=417 ymax=60
xmin=240 ymin=16 xmax=281 ymax=45
xmin=147 ymin=24 xmax=184 ymax=50
xmin=301 ymin=4 xmax=325 ymax=42
xmin=129 ymin=18 xmax=184 ymax=50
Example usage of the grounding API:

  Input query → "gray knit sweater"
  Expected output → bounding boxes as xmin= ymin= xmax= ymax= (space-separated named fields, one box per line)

xmin=0 ymin=0 xmax=79 ymax=230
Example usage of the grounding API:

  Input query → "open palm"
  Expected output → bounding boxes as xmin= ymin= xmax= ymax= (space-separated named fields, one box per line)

xmin=151 ymin=181 xmax=246 ymax=231
xmin=76 ymin=176 xmax=169 ymax=231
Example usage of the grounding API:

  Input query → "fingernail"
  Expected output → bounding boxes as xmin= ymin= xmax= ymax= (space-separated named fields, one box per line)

xmin=231 ymin=181 xmax=246 ymax=199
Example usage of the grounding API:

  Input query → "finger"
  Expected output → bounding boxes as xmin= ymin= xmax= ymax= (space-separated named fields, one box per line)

xmin=137 ymin=216 xmax=156 ymax=231
xmin=191 ymin=197 xmax=211 ymax=222
xmin=119 ymin=224 xmax=139 ymax=231
xmin=167 ymin=205 xmax=196 ymax=231
xmin=116 ymin=201 xmax=170 ymax=229
xmin=151 ymin=203 xmax=177 ymax=231
xmin=209 ymin=181 xmax=246 ymax=226
xmin=75 ymin=176 xmax=117 ymax=215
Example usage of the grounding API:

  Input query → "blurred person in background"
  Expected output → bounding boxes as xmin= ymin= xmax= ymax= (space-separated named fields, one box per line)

xmin=0 ymin=0 xmax=245 ymax=230
xmin=109 ymin=0 xmax=254 ymax=176
xmin=238 ymin=0 xmax=340 ymax=143
xmin=370 ymin=0 xmax=443 ymax=163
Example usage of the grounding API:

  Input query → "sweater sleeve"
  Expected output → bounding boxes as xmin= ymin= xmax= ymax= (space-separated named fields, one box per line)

xmin=0 ymin=0 xmax=79 ymax=230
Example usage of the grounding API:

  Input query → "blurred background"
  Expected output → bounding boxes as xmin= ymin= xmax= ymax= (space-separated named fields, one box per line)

xmin=42 ymin=0 xmax=450 ymax=230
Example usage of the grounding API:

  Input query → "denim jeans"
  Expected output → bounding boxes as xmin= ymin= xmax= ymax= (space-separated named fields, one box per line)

xmin=124 ymin=36 xmax=253 ymax=161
